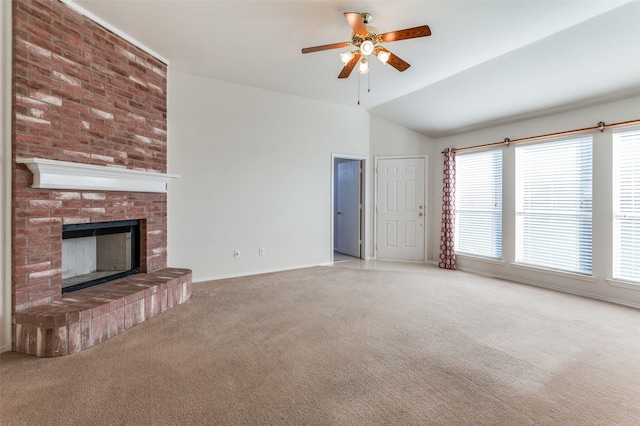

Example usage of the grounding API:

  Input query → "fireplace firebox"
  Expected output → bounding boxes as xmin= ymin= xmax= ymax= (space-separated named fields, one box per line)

xmin=61 ymin=220 xmax=141 ymax=293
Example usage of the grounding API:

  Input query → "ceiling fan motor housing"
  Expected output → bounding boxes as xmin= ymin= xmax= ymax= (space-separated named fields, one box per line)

xmin=352 ymin=26 xmax=380 ymax=52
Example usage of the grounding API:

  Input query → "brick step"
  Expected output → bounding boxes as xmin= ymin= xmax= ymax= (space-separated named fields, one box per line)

xmin=12 ymin=268 xmax=192 ymax=357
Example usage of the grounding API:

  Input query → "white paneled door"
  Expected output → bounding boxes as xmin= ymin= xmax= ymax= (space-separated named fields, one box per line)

xmin=376 ymin=157 xmax=426 ymax=261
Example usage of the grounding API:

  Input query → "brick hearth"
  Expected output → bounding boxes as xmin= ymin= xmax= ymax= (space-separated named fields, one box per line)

xmin=13 ymin=268 xmax=192 ymax=357
xmin=11 ymin=0 xmax=189 ymax=356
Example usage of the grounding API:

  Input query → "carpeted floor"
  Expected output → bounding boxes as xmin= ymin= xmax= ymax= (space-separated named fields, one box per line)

xmin=2 ymin=266 xmax=640 ymax=425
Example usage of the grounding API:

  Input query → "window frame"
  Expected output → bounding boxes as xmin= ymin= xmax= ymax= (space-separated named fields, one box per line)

xmin=514 ymin=135 xmax=593 ymax=275
xmin=454 ymin=148 xmax=503 ymax=260
xmin=612 ymin=126 xmax=640 ymax=285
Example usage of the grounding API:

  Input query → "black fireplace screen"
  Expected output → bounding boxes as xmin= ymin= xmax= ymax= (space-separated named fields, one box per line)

xmin=61 ymin=220 xmax=140 ymax=294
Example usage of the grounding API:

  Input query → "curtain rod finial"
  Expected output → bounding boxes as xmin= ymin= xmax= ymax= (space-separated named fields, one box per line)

xmin=598 ymin=121 xmax=605 ymax=132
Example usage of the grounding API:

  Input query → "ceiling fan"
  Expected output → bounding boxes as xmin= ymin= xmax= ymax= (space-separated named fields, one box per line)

xmin=301 ymin=12 xmax=431 ymax=78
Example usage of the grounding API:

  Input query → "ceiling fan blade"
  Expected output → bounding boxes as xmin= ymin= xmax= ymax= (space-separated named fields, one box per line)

xmin=344 ymin=12 xmax=367 ymax=36
xmin=338 ymin=52 xmax=361 ymax=79
xmin=377 ymin=47 xmax=410 ymax=72
xmin=379 ymin=25 xmax=431 ymax=43
xmin=302 ymin=42 xmax=352 ymax=54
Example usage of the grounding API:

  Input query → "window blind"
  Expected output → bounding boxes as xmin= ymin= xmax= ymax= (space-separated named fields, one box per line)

xmin=455 ymin=149 xmax=502 ymax=259
xmin=613 ymin=128 xmax=640 ymax=283
xmin=515 ymin=136 xmax=592 ymax=274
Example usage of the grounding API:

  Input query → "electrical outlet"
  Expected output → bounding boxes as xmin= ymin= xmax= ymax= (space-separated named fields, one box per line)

xmin=233 ymin=249 xmax=240 ymax=258
xmin=259 ymin=247 xmax=265 ymax=256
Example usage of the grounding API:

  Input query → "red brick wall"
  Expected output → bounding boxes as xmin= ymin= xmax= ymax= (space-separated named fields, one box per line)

xmin=12 ymin=0 xmax=168 ymax=312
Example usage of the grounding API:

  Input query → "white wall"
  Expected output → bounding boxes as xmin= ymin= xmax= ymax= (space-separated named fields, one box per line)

xmin=431 ymin=96 xmax=640 ymax=307
xmin=167 ymin=70 xmax=370 ymax=281
xmin=1 ymin=0 xmax=11 ymax=353
xmin=370 ymin=115 xmax=433 ymax=157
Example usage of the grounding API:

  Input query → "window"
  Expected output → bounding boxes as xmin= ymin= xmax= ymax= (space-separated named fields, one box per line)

xmin=613 ymin=128 xmax=640 ymax=283
xmin=455 ymin=150 xmax=502 ymax=259
xmin=515 ymin=136 xmax=592 ymax=274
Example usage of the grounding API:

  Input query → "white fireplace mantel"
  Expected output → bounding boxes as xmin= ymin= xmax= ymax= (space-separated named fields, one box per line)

xmin=16 ymin=158 xmax=179 ymax=193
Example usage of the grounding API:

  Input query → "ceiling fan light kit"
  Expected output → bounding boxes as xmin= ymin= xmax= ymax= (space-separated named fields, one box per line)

xmin=360 ymin=40 xmax=374 ymax=56
xmin=340 ymin=51 xmax=355 ymax=65
xmin=301 ymin=12 xmax=431 ymax=103
xmin=374 ymin=47 xmax=390 ymax=64
xmin=358 ymin=57 xmax=369 ymax=75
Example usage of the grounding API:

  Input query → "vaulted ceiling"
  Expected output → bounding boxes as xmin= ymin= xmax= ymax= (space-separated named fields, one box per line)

xmin=74 ymin=0 xmax=640 ymax=138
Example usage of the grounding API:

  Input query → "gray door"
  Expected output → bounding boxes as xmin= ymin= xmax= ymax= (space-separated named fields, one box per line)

xmin=335 ymin=160 xmax=361 ymax=257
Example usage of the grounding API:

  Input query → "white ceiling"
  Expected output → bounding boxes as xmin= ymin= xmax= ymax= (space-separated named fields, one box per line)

xmin=73 ymin=0 xmax=640 ymax=138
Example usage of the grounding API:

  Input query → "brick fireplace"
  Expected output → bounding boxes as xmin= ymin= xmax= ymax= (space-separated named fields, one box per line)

xmin=11 ymin=0 xmax=191 ymax=357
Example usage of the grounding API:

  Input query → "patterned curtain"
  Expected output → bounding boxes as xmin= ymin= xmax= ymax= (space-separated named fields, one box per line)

xmin=439 ymin=148 xmax=456 ymax=270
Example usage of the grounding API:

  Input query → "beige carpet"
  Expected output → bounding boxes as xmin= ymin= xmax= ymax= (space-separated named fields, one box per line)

xmin=2 ymin=266 xmax=640 ymax=425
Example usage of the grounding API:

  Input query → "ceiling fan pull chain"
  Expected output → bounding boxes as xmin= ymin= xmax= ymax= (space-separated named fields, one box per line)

xmin=357 ymin=72 xmax=361 ymax=105
xmin=368 ymin=69 xmax=371 ymax=93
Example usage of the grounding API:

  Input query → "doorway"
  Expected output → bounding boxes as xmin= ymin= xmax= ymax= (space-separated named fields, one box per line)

xmin=333 ymin=155 xmax=364 ymax=260
xmin=375 ymin=156 xmax=427 ymax=261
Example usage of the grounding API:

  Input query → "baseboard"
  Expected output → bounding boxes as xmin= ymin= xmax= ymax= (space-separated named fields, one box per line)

xmin=504 ymin=275 xmax=640 ymax=310
xmin=458 ymin=265 xmax=640 ymax=310
xmin=193 ymin=263 xmax=331 ymax=283
xmin=0 ymin=344 xmax=9 ymax=354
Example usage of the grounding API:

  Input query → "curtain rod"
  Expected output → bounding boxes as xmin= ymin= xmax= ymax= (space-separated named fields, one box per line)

xmin=442 ymin=118 xmax=640 ymax=154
